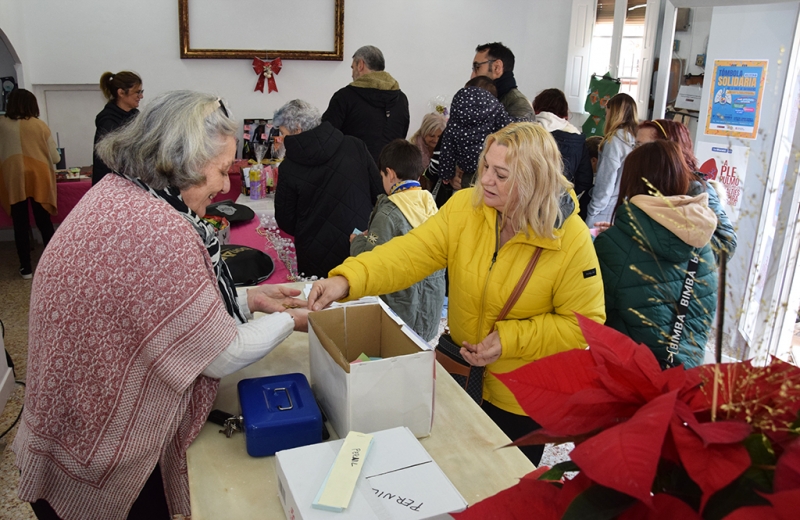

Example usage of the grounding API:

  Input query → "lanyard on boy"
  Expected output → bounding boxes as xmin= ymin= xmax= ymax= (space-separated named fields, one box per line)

xmin=390 ymin=180 xmax=421 ymax=194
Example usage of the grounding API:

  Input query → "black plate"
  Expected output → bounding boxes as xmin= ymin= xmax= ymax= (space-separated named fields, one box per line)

xmin=205 ymin=200 xmax=256 ymax=223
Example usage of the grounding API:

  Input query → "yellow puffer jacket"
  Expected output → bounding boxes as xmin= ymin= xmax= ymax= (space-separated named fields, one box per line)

xmin=330 ymin=188 xmax=605 ymax=415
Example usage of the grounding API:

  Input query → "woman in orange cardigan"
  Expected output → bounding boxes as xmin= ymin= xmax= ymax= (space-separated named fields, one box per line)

xmin=0 ymin=89 xmax=60 ymax=278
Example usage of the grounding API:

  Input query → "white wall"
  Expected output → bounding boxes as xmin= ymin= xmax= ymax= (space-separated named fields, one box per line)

xmin=2 ymin=0 xmax=571 ymax=161
xmin=673 ymin=6 xmax=712 ymax=76
xmin=696 ymin=2 xmax=800 ymax=360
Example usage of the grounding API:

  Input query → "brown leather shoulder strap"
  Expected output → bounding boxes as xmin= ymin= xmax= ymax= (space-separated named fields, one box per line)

xmin=496 ymin=247 xmax=542 ymax=323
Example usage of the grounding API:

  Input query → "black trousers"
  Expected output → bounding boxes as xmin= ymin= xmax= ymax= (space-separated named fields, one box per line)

xmin=11 ymin=198 xmax=54 ymax=270
xmin=482 ymin=400 xmax=545 ymax=466
xmin=30 ymin=464 xmax=171 ymax=520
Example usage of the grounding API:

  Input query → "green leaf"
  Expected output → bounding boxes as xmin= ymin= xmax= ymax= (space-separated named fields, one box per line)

xmin=562 ymin=484 xmax=637 ymax=520
xmin=702 ymin=471 xmax=772 ymax=520
xmin=789 ymin=409 xmax=800 ymax=436
xmin=539 ymin=460 xmax=581 ymax=481
xmin=652 ymin=460 xmax=701 ymax=511
xmin=743 ymin=433 xmax=776 ymax=466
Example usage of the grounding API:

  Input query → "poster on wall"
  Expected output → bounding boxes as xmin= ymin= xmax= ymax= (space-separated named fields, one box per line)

xmin=704 ymin=59 xmax=767 ymax=139
xmin=694 ymin=141 xmax=750 ymax=223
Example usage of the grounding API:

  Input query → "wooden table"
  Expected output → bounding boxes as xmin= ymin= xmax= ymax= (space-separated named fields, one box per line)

xmin=186 ymin=294 xmax=535 ymax=519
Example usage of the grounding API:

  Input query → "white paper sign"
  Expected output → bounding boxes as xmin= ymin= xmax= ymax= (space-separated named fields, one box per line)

xmin=694 ymin=141 xmax=750 ymax=222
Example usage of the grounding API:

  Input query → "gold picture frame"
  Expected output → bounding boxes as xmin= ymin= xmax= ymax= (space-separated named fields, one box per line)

xmin=178 ymin=0 xmax=344 ymax=61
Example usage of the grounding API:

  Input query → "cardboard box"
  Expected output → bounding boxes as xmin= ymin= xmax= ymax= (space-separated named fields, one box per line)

xmin=275 ymin=426 xmax=467 ymax=520
xmin=674 ymin=85 xmax=703 ymax=111
xmin=308 ymin=299 xmax=435 ymax=438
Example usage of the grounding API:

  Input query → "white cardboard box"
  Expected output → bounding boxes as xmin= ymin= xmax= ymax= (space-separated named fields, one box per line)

xmin=275 ymin=426 xmax=467 ymax=520
xmin=674 ymin=85 xmax=703 ymax=111
xmin=308 ymin=299 xmax=435 ymax=438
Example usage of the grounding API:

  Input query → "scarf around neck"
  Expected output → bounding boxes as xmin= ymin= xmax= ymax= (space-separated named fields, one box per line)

xmin=117 ymin=172 xmax=246 ymax=323
xmin=494 ymin=71 xmax=518 ymax=100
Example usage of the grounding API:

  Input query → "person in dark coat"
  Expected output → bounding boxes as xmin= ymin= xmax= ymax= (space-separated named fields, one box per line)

xmin=274 ymin=100 xmax=382 ymax=278
xmin=533 ymin=89 xmax=594 ymax=214
xmin=92 ymin=70 xmax=142 ymax=185
xmin=322 ymin=45 xmax=409 ymax=164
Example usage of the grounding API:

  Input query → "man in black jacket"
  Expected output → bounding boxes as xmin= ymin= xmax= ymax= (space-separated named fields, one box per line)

xmin=322 ymin=45 xmax=410 ymax=163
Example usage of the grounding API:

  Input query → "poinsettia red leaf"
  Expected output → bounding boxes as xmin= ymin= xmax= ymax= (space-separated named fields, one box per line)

xmin=721 ymin=505 xmax=778 ymax=520
xmin=571 ymin=391 xmax=679 ymax=505
xmin=544 ymin=388 xmax=641 ymax=434
xmin=618 ymin=493 xmax=702 ymax=520
xmin=576 ymin=313 xmax=673 ymax=395
xmin=774 ymin=438 xmax=800 ymax=492
xmin=674 ymin=401 xmax=751 ymax=445
xmin=661 ymin=428 xmax=682 ymax=465
xmin=670 ymin=416 xmax=751 ymax=511
xmin=575 ymin=312 xmax=641 ymax=363
xmin=495 ymin=348 xmax=599 ymax=431
xmin=451 ymin=475 xmax=561 ymax=520
xmin=595 ymin=362 xmax=662 ymax=403
xmin=758 ymin=488 xmax=800 ymax=520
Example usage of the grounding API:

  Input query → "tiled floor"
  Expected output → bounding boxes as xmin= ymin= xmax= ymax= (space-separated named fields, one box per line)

xmin=0 ymin=239 xmax=38 ymax=520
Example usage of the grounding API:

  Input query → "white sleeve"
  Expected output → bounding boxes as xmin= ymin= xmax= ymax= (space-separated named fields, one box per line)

xmin=202 ymin=311 xmax=294 ymax=378
xmin=237 ymin=290 xmax=253 ymax=321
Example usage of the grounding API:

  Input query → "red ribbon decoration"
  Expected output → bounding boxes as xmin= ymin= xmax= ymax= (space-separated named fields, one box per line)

xmin=252 ymin=57 xmax=282 ymax=93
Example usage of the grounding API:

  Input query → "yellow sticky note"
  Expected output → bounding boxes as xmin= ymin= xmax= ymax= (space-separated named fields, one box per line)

xmin=312 ymin=431 xmax=374 ymax=512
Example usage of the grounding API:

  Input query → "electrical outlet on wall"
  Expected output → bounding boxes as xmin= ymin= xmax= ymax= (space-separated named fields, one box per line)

xmin=695 ymin=54 xmax=706 ymax=68
xmin=673 ymin=40 xmax=681 ymax=53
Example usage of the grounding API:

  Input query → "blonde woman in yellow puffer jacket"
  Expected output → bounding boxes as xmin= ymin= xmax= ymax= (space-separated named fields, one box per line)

xmin=308 ymin=123 xmax=605 ymax=465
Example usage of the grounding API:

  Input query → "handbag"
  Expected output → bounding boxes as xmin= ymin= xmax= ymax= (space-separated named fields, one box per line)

xmin=436 ymin=247 xmax=543 ymax=404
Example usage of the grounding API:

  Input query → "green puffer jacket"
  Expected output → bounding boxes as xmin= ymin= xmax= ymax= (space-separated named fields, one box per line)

xmin=351 ymin=191 xmax=446 ymax=341
xmin=593 ymin=193 xmax=718 ymax=368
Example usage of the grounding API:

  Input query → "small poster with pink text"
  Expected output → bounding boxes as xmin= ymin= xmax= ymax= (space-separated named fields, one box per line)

xmin=694 ymin=141 xmax=750 ymax=223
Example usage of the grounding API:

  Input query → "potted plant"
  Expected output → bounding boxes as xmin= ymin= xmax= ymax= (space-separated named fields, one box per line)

xmin=453 ymin=314 xmax=800 ymax=519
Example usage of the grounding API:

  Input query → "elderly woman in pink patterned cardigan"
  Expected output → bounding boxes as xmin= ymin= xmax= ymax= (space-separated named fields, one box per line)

xmin=13 ymin=91 xmax=309 ymax=520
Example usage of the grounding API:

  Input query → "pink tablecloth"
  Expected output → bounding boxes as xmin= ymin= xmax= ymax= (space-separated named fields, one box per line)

xmin=228 ymin=218 xmax=295 ymax=285
xmin=0 ymin=178 xmax=92 ymax=229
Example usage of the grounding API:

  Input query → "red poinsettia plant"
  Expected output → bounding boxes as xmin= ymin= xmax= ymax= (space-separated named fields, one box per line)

xmin=454 ymin=314 xmax=800 ymax=520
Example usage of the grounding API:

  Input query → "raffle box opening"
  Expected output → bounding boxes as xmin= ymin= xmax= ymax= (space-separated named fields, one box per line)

xmin=308 ymin=302 xmax=435 ymax=438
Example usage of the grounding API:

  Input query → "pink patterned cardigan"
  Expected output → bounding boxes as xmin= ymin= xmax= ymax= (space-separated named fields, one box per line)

xmin=12 ymin=174 xmax=238 ymax=519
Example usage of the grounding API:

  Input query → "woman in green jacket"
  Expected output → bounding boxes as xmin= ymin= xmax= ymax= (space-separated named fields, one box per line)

xmin=594 ymin=140 xmax=718 ymax=369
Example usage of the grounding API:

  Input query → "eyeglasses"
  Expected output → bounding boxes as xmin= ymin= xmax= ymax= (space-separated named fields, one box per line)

xmin=472 ymin=59 xmax=496 ymax=72
xmin=217 ymin=99 xmax=229 ymax=118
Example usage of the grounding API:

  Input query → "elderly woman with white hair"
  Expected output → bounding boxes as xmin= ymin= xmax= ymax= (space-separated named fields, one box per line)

xmin=13 ymin=90 xmax=309 ymax=520
xmin=274 ymin=99 xmax=382 ymax=278
xmin=308 ymin=123 xmax=605 ymax=466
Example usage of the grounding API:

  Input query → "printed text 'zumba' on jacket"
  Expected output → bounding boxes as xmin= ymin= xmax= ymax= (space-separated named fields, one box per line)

xmin=331 ymin=188 xmax=605 ymax=415
xmin=593 ymin=193 xmax=718 ymax=368
xmin=275 ymin=121 xmax=382 ymax=278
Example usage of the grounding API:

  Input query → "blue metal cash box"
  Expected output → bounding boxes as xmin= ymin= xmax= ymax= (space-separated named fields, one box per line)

xmin=237 ymin=373 xmax=323 ymax=457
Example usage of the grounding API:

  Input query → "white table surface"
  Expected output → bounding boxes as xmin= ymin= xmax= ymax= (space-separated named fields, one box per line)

xmin=186 ymin=284 xmax=535 ymax=519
